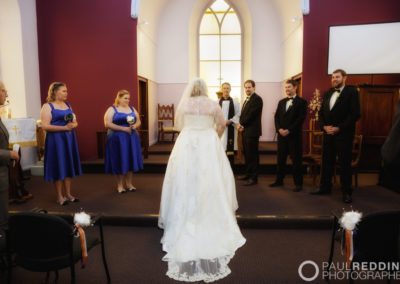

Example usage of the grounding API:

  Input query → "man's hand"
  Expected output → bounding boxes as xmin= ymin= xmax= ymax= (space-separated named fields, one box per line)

xmin=10 ymin=150 xmax=19 ymax=161
xmin=278 ymin=129 xmax=290 ymax=137
xmin=237 ymin=124 xmax=244 ymax=132
xmin=324 ymin=125 xmax=340 ymax=135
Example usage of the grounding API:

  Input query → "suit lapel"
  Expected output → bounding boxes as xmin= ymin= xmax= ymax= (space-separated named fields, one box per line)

xmin=330 ymin=87 xmax=346 ymax=111
xmin=242 ymin=94 xmax=253 ymax=114
xmin=325 ymin=91 xmax=334 ymax=111
xmin=285 ymin=98 xmax=295 ymax=114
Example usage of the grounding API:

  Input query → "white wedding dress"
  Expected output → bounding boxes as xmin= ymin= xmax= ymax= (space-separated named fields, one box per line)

xmin=159 ymin=96 xmax=246 ymax=282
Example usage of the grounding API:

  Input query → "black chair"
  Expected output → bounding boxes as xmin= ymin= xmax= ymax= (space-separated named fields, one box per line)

xmin=7 ymin=212 xmax=111 ymax=284
xmin=327 ymin=210 xmax=400 ymax=283
xmin=0 ymin=227 xmax=6 ymax=272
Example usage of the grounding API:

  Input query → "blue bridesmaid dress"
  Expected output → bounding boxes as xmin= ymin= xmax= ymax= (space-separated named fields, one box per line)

xmin=44 ymin=102 xmax=82 ymax=182
xmin=105 ymin=106 xmax=143 ymax=174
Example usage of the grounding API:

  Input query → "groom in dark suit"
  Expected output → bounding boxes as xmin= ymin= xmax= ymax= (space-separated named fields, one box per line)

xmin=270 ymin=79 xmax=307 ymax=191
xmin=310 ymin=69 xmax=361 ymax=203
xmin=237 ymin=80 xmax=263 ymax=186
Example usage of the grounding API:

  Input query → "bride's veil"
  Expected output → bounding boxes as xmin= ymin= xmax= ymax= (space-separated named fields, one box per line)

xmin=174 ymin=78 xmax=209 ymax=131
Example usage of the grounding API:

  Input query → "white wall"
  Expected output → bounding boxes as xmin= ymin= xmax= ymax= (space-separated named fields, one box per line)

xmin=137 ymin=0 xmax=169 ymax=145
xmin=273 ymin=0 xmax=303 ymax=79
xmin=0 ymin=0 xmax=41 ymax=119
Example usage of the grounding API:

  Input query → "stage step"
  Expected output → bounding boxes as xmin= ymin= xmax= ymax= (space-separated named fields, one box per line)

xmin=82 ymin=142 xmax=281 ymax=174
xmin=9 ymin=211 xmax=334 ymax=230
xmin=81 ymin=156 xmax=284 ymax=174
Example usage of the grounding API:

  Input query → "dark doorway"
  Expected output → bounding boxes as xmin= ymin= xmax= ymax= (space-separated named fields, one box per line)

xmin=138 ymin=76 xmax=149 ymax=157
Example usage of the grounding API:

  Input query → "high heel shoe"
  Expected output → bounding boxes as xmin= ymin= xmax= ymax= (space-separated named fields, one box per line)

xmin=117 ymin=188 xmax=127 ymax=194
xmin=57 ymin=198 xmax=69 ymax=206
xmin=66 ymin=197 xmax=80 ymax=203
xmin=127 ymin=186 xmax=136 ymax=192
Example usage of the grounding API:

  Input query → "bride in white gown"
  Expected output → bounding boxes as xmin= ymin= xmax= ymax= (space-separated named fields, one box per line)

xmin=158 ymin=78 xmax=246 ymax=282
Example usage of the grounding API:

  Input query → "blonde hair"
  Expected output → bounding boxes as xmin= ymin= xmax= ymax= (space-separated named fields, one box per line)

xmin=113 ymin=90 xmax=130 ymax=106
xmin=46 ymin=82 xmax=65 ymax=102
xmin=190 ymin=78 xmax=208 ymax=97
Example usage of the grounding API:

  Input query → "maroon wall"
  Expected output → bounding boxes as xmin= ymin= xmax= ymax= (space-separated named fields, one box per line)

xmin=302 ymin=0 xmax=400 ymax=102
xmin=36 ymin=0 xmax=138 ymax=160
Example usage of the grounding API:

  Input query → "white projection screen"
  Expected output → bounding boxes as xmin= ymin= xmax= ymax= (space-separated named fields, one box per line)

xmin=327 ymin=22 xmax=400 ymax=74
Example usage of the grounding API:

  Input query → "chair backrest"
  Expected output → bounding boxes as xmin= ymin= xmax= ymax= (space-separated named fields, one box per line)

xmin=353 ymin=210 xmax=400 ymax=265
xmin=351 ymin=135 xmax=363 ymax=166
xmin=158 ymin=104 xmax=175 ymax=125
xmin=8 ymin=212 xmax=73 ymax=260
xmin=309 ymin=131 xmax=324 ymax=155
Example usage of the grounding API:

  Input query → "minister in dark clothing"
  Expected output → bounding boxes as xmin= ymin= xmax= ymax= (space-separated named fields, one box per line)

xmin=270 ymin=79 xmax=307 ymax=192
xmin=0 ymin=81 xmax=20 ymax=230
xmin=311 ymin=69 xmax=361 ymax=203
xmin=237 ymin=80 xmax=263 ymax=186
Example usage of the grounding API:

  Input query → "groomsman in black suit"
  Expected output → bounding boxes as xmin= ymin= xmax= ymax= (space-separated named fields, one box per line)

xmin=311 ymin=69 xmax=361 ymax=203
xmin=270 ymin=79 xmax=307 ymax=191
xmin=237 ymin=80 xmax=263 ymax=186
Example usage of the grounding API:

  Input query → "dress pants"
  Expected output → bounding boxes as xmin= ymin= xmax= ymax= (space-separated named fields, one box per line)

xmin=320 ymin=134 xmax=353 ymax=194
xmin=0 ymin=184 xmax=8 ymax=230
xmin=242 ymin=134 xmax=259 ymax=180
xmin=276 ymin=133 xmax=303 ymax=185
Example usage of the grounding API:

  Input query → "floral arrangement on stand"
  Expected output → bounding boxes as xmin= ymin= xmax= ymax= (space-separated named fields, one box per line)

xmin=339 ymin=210 xmax=362 ymax=268
xmin=308 ymin=89 xmax=322 ymax=121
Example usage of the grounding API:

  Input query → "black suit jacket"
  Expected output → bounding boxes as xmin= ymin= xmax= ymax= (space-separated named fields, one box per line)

xmin=274 ymin=96 xmax=307 ymax=135
xmin=318 ymin=86 xmax=361 ymax=137
xmin=239 ymin=93 xmax=263 ymax=137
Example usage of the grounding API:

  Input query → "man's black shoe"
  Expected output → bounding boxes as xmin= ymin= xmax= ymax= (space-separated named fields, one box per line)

xmin=237 ymin=175 xmax=250 ymax=180
xmin=269 ymin=181 xmax=283 ymax=187
xmin=243 ymin=179 xmax=257 ymax=186
xmin=343 ymin=193 xmax=352 ymax=203
xmin=310 ymin=189 xmax=331 ymax=195
xmin=293 ymin=186 xmax=303 ymax=192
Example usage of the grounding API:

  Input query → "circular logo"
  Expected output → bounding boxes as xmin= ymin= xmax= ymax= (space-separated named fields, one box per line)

xmin=298 ymin=260 xmax=319 ymax=282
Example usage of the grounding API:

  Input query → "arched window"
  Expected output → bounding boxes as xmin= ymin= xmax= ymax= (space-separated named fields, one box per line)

xmin=199 ymin=0 xmax=241 ymax=101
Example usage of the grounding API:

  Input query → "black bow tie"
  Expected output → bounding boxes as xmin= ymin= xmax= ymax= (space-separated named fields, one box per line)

xmin=287 ymin=97 xmax=294 ymax=100
xmin=222 ymin=98 xmax=230 ymax=101
xmin=334 ymin=88 xmax=340 ymax=92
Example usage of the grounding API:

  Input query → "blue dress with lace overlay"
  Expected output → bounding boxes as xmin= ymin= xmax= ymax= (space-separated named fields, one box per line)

xmin=44 ymin=102 xmax=82 ymax=182
xmin=105 ymin=106 xmax=143 ymax=174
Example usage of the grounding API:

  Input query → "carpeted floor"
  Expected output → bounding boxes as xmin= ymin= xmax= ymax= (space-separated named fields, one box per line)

xmin=3 ymin=226 xmax=357 ymax=284
xmin=5 ymin=173 xmax=400 ymax=283
xmin=9 ymin=173 xmax=400 ymax=218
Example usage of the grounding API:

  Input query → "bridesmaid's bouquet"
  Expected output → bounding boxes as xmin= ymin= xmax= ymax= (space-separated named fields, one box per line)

xmin=64 ymin=113 xmax=74 ymax=123
xmin=127 ymin=115 xmax=136 ymax=125
xmin=64 ymin=113 xmax=76 ymax=134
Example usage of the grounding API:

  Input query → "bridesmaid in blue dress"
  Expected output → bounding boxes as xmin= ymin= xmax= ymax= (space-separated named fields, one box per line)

xmin=104 ymin=90 xmax=143 ymax=193
xmin=40 ymin=82 xmax=82 ymax=205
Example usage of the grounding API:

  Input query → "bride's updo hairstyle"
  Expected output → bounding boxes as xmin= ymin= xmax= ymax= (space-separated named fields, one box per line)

xmin=190 ymin=78 xmax=208 ymax=97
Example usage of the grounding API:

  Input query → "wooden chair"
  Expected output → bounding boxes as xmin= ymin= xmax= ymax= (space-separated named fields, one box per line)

xmin=334 ymin=135 xmax=363 ymax=188
xmin=303 ymin=130 xmax=324 ymax=185
xmin=158 ymin=104 xmax=179 ymax=142
xmin=36 ymin=125 xmax=46 ymax=161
